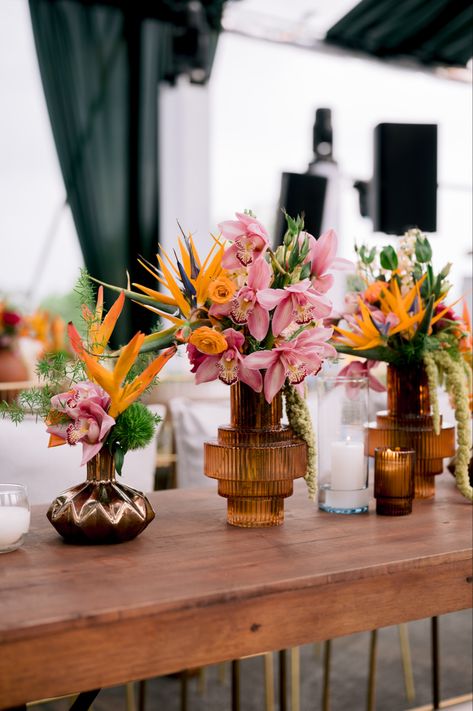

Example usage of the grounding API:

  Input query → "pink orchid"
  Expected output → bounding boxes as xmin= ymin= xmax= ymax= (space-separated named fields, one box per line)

xmin=258 ymin=279 xmax=332 ymax=337
xmin=188 ymin=328 xmax=263 ymax=392
xmin=219 ymin=212 xmax=269 ymax=269
xmin=306 ymin=229 xmax=353 ymax=294
xmin=230 ymin=258 xmax=272 ymax=340
xmin=338 ymin=359 xmax=386 ymax=396
xmin=46 ymin=381 xmax=115 ymax=465
xmin=245 ymin=327 xmax=336 ymax=403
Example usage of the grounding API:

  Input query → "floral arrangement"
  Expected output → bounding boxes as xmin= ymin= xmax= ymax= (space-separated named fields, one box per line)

xmin=1 ymin=281 xmax=175 ymax=473
xmin=0 ymin=300 xmax=23 ymax=347
xmin=98 ymin=211 xmax=350 ymax=497
xmin=332 ymin=229 xmax=472 ymax=501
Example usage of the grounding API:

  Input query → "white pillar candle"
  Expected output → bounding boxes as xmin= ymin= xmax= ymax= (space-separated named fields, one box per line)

xmin=330 ymin=438 xmax=366 ymax=490
xmin=0 ymin=507 xmax=30 ymax=548
xmin=324 ymin=488 xmax=370 ymax=511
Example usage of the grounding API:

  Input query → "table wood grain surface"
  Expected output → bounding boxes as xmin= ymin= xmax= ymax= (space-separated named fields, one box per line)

xmin=0 ymin=477 xmax=471 ymax=708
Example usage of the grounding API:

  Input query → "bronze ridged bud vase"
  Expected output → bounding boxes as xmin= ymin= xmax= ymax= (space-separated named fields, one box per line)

xmin=368 ymin=364 xmax=455 ymax=498
xmin=204 ymin=382 xmax=307 ymax=527
xmin=47 ymin=448 xmax=155 ymax=543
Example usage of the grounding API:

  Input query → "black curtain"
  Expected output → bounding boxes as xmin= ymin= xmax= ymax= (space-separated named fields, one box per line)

xmin=28 ymin=0 xmax=224 ymax=345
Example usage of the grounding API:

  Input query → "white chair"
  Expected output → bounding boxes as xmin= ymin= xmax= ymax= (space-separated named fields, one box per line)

xmin=0 ymin=404 xmax=166 ymax=504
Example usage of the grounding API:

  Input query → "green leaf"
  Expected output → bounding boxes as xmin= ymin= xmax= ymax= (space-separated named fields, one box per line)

xmin=415 ymin=236 xmax=432 ymax=263
xmin=380 ymin=246 xmax=398 ymax=271
xmin=114 ymin=446 xmax=125 ymax=476
xmin=90 ymin=277 xmax=177 ymax=315
xmin=417 ymin=295 xmax=434 ymax=337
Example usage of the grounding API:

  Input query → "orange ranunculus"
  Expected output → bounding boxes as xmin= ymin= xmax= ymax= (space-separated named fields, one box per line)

xmin=189 ymin=326 xmax=228 ymax=355
xmin=207 ymin=275 xmax=236 ymax=304
xmin=363 ymin=280 xmax=386 ymax=304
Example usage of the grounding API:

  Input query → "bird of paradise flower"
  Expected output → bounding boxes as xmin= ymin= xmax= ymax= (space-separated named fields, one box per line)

xmin=94 ymin=231 xmax=225 ymax=352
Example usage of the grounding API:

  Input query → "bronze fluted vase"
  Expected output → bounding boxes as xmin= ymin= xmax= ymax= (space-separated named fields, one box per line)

xmin=368 ymin=364 xmax=455 ymax=498
xmin=204 ymin=382 xmax=307 ymax=527
xmin=47 ymin=448 xmax=155 ymax=543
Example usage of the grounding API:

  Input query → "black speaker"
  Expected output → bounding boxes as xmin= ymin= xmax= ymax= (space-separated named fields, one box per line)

xmin=371 ymin=123 xmax=437 ymax=234
xmin=275 ymin=172 xmax=327 ymax=246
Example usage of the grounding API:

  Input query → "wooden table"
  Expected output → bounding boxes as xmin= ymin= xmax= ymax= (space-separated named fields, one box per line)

xmin=0 ymin=477 xmax=471 ymax=709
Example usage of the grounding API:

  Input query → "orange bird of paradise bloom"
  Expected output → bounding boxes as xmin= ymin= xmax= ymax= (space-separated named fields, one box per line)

xmin=335 ymin=275 xmax=454 ymax=350
xmin=67 ymin=289 xmax=176 ymax=418
xmin=132 ymin=234 xmax=225 ymax=326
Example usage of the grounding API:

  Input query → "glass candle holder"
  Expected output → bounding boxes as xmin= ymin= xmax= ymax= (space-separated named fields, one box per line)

xmin=317 ymin=375 xmax=369 ymax=514
xmin=0 ymin=484 xmax=30 ymax=553
xmin=374 ymin=447 xmax=415 ymax=516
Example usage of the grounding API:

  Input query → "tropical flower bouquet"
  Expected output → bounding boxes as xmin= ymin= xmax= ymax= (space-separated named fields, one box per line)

xmin=332 ymin=230 xmax=472 ymax=501
xmin=98 ymin=211 xmax=349 ymax=503
xmin=1 ymin=280 xmax=176 ymax=542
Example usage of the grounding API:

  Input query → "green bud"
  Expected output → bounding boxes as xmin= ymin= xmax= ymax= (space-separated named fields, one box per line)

xmin=415 ymin=236 xmax=432 ymax=263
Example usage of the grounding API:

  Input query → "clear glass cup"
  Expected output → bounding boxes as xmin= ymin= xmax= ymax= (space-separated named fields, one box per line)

xmin=317 ymin=375 xmax=370 ymax=514
xmin=0 ymin=484 xmax=31 ymax=553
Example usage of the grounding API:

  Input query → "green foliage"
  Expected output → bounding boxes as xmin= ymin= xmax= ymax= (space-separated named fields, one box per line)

xmin=108 ymin=402 xmax=159 ymax=457
xmin=380 ymin=245 xmax=398 ymax=271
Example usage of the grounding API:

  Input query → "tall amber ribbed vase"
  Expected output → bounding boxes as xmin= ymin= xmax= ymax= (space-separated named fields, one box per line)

xmin=47 ymin=448 xmax=155 ymax=543
xmin=204 ymin=382 xmax=307 ymax=527
xmin=368 ymin=364 xmax=455 ymax=498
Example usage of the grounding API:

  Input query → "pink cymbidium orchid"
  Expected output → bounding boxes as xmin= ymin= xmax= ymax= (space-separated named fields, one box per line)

xmin=245 ymin=327 xmax=336 ymax=403
xmin=187 ymin=328 xmax=262 ymax=392
xmin=230 ymin=258 xmax=272 ymax=340
xmin=219 ymin=212 xmax=269 ymax=269
xmin=258 ymin=279 xmax=332 ymax=337
xmin=306 ymin=229 xmax=353 ymax=294
xmin=46 ymin=381 xmax=115 ymax=465
xmin=338 ymin=359 xmax=386 ymax=397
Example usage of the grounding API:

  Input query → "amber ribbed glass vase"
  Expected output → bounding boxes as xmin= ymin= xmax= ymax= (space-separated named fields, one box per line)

xmin=204 ymin=382 xmax=307 ymax=527
xmin=47 ymin=448 xmax=155 ymax=543
xmin=368 ymin=364 xmax=455 ymax=498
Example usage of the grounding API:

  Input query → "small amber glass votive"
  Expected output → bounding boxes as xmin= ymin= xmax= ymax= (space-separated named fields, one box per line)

xmin=374 ymin=447 xmax=415 ymax=516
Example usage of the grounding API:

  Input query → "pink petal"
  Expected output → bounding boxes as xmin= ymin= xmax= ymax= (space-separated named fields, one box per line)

xmin=284 ymin=279 xmax=312 ymax=293
xmin=311 ymin=273 xmax=334 ymax=294
xmin=256 ymin=288 xmax=287 ymax=310
xmin=221 ymin=244 xmax=242 ymax=270
xmin=238 ymin=363 xmax=263 ymax=392
xmin=244 ymin=350 xmax=279 ymax=369
xmin=271 ymin=297 xmax=294 ymax=337
xmin=310 ymin=228 xmax=337 ymax=276
xmin=80 ymin=441 xmax=104 ymax=466
xmin=332 ymin=257 xmax=353 ymax=271
xmin=247 ymin=304 xmax=270 ymax=341
xmin=264 ymin=360 xmax=286 ymax=403
xmin=195 ymin=356 xmax=220 ymax=384
xmin=247 ymin=258 xmax=271 ymax=291
xmin=218 ymin=220 xmax=244 ymax=241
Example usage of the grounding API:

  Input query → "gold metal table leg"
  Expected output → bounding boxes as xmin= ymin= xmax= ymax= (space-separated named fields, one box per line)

xmin=367 ymin=630 xmax=378 ymax=711
xmin=398 ymin=623 xmax=416 ymax=703
xmin=264 ymin=653 xmax=275 ymax=711
xmin=322 ymin=640 xmax=332 ymax=711
xmin=290 ymin=647 xmax=300 ymax=711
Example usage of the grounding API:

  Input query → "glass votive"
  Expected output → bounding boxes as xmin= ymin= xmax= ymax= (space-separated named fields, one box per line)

xmin=374 ymin=447 xmax=415 ymax=516
xmin=0 ymin=484 xmax=31 ymax=553
xmin=317 ymin=375 xmax=370 ymax=514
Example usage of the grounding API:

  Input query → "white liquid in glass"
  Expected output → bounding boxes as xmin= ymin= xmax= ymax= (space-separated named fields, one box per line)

xmin=0 ymin=506 xmax=30 ymax=548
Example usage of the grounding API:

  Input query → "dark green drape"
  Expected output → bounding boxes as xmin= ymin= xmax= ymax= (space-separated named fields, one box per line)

xmin=326 ymin=0 xmax=472 ymax=68
xmin=28 ymin=0 xmax=224 ymax=345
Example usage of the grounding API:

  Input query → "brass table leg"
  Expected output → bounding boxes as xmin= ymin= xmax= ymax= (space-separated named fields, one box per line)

xmin=264 ymin=653 xmax=275 ymax=711
xmin=126 ymin=682 xmax=136 ymax=711
xmin=322 ymin=640 xmax=331 ymax=711
xmin=367 ymin=630 xmax=378 ymax=711
xmin=398 ymin=624 xmax=415 ymax=703
xmin=180 ymin=671 xmax=188 ymax=711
